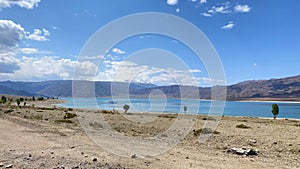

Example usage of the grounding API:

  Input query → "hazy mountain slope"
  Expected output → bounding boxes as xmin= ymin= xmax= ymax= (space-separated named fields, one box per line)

xmin=0 ymin=85 xmax=35 ymax=96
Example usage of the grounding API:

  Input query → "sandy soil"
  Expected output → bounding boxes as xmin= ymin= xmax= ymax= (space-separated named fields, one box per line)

xmin=0 ymin=99 xmax=299 ymax=169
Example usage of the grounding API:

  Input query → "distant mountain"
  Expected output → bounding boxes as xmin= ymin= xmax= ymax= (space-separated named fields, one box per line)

xmin=0 ymin=75 xmax=299 ymax=100
xmin=0 ymin=84 xmax=35 ymax=96
xmin=226 ymin=75 xmax=300 ymax=100
xmin=0 ymin=80 xmax=157 ymax=97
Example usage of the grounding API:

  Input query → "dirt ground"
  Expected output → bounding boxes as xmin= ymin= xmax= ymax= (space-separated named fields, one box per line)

xmin=0 ymin=99 xmax=299 ymax=169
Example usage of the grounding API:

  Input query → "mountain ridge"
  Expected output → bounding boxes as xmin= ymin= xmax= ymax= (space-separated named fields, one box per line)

xmin=0 ymin=75 xmax=299 ymax=100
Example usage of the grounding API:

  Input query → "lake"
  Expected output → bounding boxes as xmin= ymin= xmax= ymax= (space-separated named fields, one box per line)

xmin=58 ymin=98 xmax=300 ymax=119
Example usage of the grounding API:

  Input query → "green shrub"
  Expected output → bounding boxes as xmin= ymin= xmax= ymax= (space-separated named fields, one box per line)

xmin=37 ymin=97 xmax=44 ymax=101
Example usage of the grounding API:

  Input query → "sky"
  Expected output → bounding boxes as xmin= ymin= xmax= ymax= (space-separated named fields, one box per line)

xmin=0 ymin=0 xmax=299 ymax=86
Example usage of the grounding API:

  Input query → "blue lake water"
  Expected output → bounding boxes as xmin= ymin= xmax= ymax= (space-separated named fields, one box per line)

xmin=58 ymin=98 xmax=300 ymax=119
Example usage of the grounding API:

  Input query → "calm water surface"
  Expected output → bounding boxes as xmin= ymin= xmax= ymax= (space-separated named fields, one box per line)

xmin=58 ymin=98 xmax=300 ymax=119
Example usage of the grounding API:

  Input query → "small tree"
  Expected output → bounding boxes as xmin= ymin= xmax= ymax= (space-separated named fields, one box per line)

xmin=272 ymin=104 xmax=279 ymax=119
xmin=184 ymin=106 xmax=187 ymax=114
xmin=32 ymin=96 xmax=35 ymax=101
xmin=16 ymin=99 xmax=21 ymax=106
xmin=23 ymin=102 xmax=26 ymax=107
xmin=123 ymin=104 xmax=130 ymax=113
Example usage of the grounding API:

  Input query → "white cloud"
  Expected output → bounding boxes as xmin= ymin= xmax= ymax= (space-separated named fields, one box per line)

xmin=0 ymin=0 xmax=41 ymax=9
xmin=96 ymin=60 xmax=200 ymax=86
xmin=201 ymin=12 xmax=213 ymax=17
xmin=200 ymin=0 xmax=207 ymax=4
xmin=112 ymin=48 xmax=126 ymax=54
xmin=211 ymin=2 xmax=231 ymax=14
xmin=202 ymin=2 xmax=251 ymax=17
xmin=19 ymin=48 xmax=38 ymax=54
xmin=234 ymin=4 xmax=251 ymax=13
xmin=0 ymin=56 xmax=98 ymax=81
xmin=221 ymin=21 xmax=235 ymax=30
xmin=167 ymin=0 xmax=178 ymax=6
xmin=176 ymin=8 xmax=180 ymax=13
xmin=79 ymin=55 xmax=105 ymax=60
xmin=0 ymin=20 xmax=26 ymax=47
xmin=26 ymin=28 xmax=50 ymax=41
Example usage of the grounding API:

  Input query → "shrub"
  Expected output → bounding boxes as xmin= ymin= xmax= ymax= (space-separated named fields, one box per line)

xmin=4 ymin=109 xmax=14 ymax=114
xmin=0 ymin=96 xmax=7 ymax=104
xmin=64 ymin=112 xmax=77 ymax=119
xmin=236 ymin=124 xmax=251 ymax=129
xmin=55 ymin=119 xmax=73 ymax=123
xmin=193 ymin=128 xmax=220 ymax=136
xmin=37 ymin=97 xmax=44 ymax=101
xmin=202 ymin=117 xmax=217 ymax=121
xmin=16 ymin=99 xmax=21 ymax=106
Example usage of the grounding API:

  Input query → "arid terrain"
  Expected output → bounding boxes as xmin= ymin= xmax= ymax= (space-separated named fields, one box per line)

xmin=0 ymin=99 xmax=299 ymax=169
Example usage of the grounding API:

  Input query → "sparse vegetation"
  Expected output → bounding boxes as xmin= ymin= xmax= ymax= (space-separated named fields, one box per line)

xmin=158 ymin=114 xmax=177 ymax=119
xmin=123 ymin=104 xmax=130 ymax=113
xmin=4 ymin=109 xmax=14 ymax=114
xmin=237 ymin=119 xmax=248 ymax=122
xmin=30 ymin=114 xmax=43 ymax=120
xmin=193 ymin=128 xmax=220 ymax=136
xmin=202 ymin=117 xmax=217 ymax=121
xmin=37 ymin=97 xmax=44 ymax=101
xmin=89 ymin=121 xmax=103 ymax=128
xmin=64 ymin=112 xmax=77 ymax=119
xmin=236 ymin=124 xmax=251 ymax=129
xmin=272 ymin=104 xmax=279 ymax=119
xmin=101 ymin=110 xmax=115 ymax=114
xmin=55 ymin=119 xmax=73 ymax=123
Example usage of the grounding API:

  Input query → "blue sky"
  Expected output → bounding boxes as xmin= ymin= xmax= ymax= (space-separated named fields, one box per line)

xmin=0 ymin=0 xmax=299 ymax=86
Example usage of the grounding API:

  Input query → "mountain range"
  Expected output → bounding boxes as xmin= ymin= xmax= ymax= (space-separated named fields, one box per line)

xmin=0 ymin=75 xmax=299 ymax=101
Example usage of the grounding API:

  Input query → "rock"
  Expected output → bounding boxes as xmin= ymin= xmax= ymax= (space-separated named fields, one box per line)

xmin=227 ymin=148 xmax=259 ymax=156
xmin=92 ymin=158 xmax=97 ymax=162
xmin=72 ymin=164 xmax=80 ymax=169
xmin=0 ymin=163 xmax=4 ymax=167
xmin=131 ymin=154 xmax=137 ymax=158
xmin=70 ymin=146 xmax=75 ymax=149
xmin=50 ymin=151 xmax=54 ymax=154
xmin=5 ymin=164 xmax=13 ymax=168
xmin=84 ymin=155 xmax=88 ymax=158
xmin=273 ymin=141 xmax=277 ymax=145
xmin=57 ymin=165 xmax=65 ymax=169
xmin=29 ymin=154 xmax=32 ymax=157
